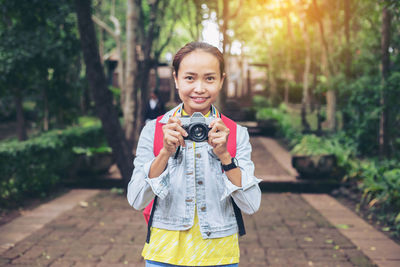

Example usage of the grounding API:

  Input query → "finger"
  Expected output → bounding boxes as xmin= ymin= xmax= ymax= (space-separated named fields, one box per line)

xmin=208 ymin=121 xmax=221 ymax=135
xmin=176 ymin=132 xmax=186 ymax=147
xmin=214 ymin=121 xmax=228 ymax=132
xmin=209 ymin=118 xmax=222 ymax=128
xmin=165 ymin=120 xmax=188 ymax=138
xmin=165 ymin=129 xmax=183 ymax=142
xmin=211 ymin=136 xmax=227 ymax=147
xmin=168 ymin=116 xmax=181 ymax=125
xmin=176 ymin=125 xmax=188 ymax=138
xmin=165 ymin=135 xmax=179 ymax=148
xmin=164 ymin=122 xmax=181 ymax=130
xmin=209 ymin=130 xmax=229 ymax=140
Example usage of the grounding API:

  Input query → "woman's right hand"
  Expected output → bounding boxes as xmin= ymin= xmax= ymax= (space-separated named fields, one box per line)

xmin=161 ymin=116 xmax=188 ymax=156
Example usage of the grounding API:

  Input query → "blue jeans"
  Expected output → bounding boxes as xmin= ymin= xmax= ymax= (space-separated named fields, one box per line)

xmin=145 ymin=260 xmax=239 ymax=267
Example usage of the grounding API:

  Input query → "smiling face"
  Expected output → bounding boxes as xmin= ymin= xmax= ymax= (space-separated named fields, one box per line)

xmin=174 ymin=50 xmax=225 ymax=116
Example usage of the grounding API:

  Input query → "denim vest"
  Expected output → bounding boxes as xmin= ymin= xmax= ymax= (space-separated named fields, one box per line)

xmin=127 ymin=104 xmax=262 ymax=239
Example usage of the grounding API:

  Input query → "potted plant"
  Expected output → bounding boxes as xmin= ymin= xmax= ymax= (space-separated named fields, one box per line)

xmin=291 ymin=135 xmax=344 ymax=180
xmin=71 ymin=145 xmax=113 ymax=175
xmin=255 ymin=107 xmax=280 ymax=136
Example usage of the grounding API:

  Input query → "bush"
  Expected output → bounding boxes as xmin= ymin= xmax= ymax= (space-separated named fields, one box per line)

xmin=256 ymin=103 xmax=299 ymax=142
xmin=252 ymin=94 xmax=272 ymax=109
xmin=0 ymin=124 xmax=105 ymax=207
xmin=291 ymin=133 xmax=357 ymax=172
xmin=354 ymin=160 xmax=400 ymax=235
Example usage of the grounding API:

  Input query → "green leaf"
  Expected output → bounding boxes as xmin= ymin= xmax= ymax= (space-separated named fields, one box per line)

xmin=395 ymin=213 xmax=400 ymax=224
xmin=336 ymin=224 xmax=350 ymax=230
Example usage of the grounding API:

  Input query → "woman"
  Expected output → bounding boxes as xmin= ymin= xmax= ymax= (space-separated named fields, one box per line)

xmin=127 ymin=42 xmax=261 ymax=266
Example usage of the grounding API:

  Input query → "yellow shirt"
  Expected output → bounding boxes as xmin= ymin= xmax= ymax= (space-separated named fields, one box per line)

xmin=142 ymin=109 xmax=240 ymax=265
xmin=142 ymin=209 xmax=239 ymax=266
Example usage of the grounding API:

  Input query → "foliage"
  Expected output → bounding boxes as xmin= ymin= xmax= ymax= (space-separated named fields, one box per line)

xmin=256 ymin=103 xmax=299 ymax=142
xmin=291 ymin=133 xmax=357 ymax=171
xmin=0 ymin=0 xmax=84 ymax=128
xmin=252 ymin=95 xmax=272 ymax=109
xmin=73 ymin=145 xmax=112 ymax=157
xmin=353 ymin=159 xmax=400 ymax=234
xmin=0 ymin=125 xmax=105 ymax=207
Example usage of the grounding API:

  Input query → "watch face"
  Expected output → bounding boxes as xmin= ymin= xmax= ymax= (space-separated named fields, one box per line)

xmin=232 ymin=157 xmax=238 ymax=167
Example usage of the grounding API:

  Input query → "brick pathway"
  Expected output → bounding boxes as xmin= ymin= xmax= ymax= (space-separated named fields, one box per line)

xmin=0 ymin=135 xmax=395 ymax=266
xmin=0 ymin=191 xmax=374 ymax=267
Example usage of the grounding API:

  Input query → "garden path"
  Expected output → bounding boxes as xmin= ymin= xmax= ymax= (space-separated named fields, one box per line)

xmin=0 ymin=136 xmax=399 ymax=266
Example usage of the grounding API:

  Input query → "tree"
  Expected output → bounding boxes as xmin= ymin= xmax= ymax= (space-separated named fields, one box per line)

xmin=0 ymin=0 xmax=82 ymax=139
xmin=124 ymin=0 xmax=140 ymax=151
xmin=75 ymin=0 xmax=132 ymax=184
xmin=312 ymin=0 xmax=336 ymax=131
xmin=379 ymin=5 xmax=391 ymax=158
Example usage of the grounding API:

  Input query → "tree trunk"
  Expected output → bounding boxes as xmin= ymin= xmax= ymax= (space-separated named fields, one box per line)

xmin=342 ymin=0 xmax=352 ymax=130
xmin=284 ymin=15 xmax=292 ymax=104
xmin=217 ymin=0 xmax=230 ymax=111
xmin=284 ymin=1 xmax=294 ymax=104
xmin=110 ymin=16 xmax=125 ymax=104
xmin=42 ymin=87 xmax=49 ymax=131
xmin=314 ymin=0 xmax=336 ymax=131
xmin=344 ymin=0 xmax=351 ymax=78
xmin=379 ymin=6 xmax=391 ymax=158
xmin=75 ymin=0 xmax=132 ymax=184
xmin=301 ymin=23 xmax=311 ymax=132
xmin=138 ymin=0 xmax=160 ymax=129
xmin=14 ymin=88 xmax=27 ymax=141
xmin=124 ymin=0 xmax=139 ymax=151
xmin=247 ymin=68 xmax=251 ymax=99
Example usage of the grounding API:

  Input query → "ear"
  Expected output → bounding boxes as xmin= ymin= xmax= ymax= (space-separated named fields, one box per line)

xmin=173 ymin=71 xmax=179 ymax=89
xmin=219 ymin=73 xmax=226 ymax=90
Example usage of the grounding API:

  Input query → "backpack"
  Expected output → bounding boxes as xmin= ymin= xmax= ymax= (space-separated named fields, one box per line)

xmin=144 ymin=114 xmax=245 ymax=243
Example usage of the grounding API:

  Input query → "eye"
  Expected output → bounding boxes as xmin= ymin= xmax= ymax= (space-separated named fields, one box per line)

xmin=206 ymin=76 xmax=216 ymax=82
xmin=184 ymin=76 xmax=194 ymax=81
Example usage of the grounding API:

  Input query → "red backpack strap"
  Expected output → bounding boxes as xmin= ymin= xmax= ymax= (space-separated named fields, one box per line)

xmin=221 ymin=114 xmax=237 ymax=158
xmin=221 ymin=114 xmax=245 ymax=236
xmin=144 ymin=115 xmax=164 ymax=225
xmin=153 ymin=115 xmax=164 ymax=156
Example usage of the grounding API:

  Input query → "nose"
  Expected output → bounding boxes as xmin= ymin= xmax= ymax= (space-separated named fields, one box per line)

xmin=193 ymin=80 xmax=205 ymax=93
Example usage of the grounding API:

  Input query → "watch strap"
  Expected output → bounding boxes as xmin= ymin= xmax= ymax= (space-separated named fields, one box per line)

xmin=222 ymin=157 xmax=238 ymax=171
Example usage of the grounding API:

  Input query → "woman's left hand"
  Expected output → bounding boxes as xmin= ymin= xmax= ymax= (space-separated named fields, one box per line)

xmin=208 ymin=118 xmax=230 ymax=160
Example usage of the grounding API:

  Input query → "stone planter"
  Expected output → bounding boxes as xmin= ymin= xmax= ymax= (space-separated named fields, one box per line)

xmin=291 ymin=154 xmax=342 ymax=179
xmin=72 ymin=152 xmax=114 ymax=175
xmin=257 ymin=119 xmax=279 ymax=136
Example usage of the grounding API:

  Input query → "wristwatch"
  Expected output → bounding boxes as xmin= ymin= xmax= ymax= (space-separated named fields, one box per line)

xmin=221 ymin=157 xmax=238 ymax=172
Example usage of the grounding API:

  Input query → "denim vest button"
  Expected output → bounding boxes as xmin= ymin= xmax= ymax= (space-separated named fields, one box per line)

xmin=185 ymin=198 xmax=193 ymax=202
xmin=201 ymin=206 xmax=206 ymax=212
xmin=197 ymin=181 xmax=203 ymax=185
xmin=206 ymin=231 xmax=211 ymax=236
xmin=186 ymin=171 xmax=193 ymax=175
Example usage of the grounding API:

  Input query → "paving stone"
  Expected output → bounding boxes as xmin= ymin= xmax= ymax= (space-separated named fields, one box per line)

xmin=1 ymin=241 xmax=35 ymax=260
xmin=49 ymin=259 xmax=76 ymax=267
xmin=373 ymin=260 xmax=400 ymax=267
xmin=346 ymin=248 xmax=376 ymax=267
xmin=0 ymin=256 xmax=10 ymax=265
xmin=71 ymin=261 xmax=98 ymax=267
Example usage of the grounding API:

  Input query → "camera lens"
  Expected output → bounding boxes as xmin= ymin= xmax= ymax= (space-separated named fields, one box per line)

xmin=189 ymin=123 xmax=208 ymax=142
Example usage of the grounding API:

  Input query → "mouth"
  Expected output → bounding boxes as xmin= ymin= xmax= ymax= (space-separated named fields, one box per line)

xmin=190 ymin=96 xmax=209 ymax=103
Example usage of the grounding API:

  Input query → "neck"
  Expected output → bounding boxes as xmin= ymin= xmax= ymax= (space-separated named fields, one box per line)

xmin=182 ymin=104 xmax=212 ymax=116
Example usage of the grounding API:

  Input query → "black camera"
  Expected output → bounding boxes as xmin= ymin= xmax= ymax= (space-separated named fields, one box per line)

xmin=180 ymin=112 xmax=214 ymax=142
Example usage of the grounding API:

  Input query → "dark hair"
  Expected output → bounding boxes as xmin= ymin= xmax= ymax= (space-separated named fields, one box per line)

xmin=173 ymin=42 xmax=225 ymax=78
